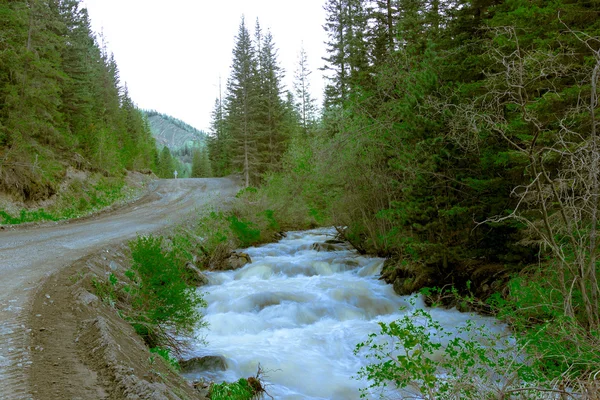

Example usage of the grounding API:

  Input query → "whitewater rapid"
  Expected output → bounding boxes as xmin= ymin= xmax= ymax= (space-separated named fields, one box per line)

xmin=184 ymin=228 xmax=504 ymax=399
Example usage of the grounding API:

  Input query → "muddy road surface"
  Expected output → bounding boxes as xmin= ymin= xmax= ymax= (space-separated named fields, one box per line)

xmin=0 ymin=178 xmax=239 ymax=399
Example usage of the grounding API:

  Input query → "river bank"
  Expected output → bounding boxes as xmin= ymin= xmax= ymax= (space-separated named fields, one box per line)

xmin=22 ymin=219 xmax=599 ymax=399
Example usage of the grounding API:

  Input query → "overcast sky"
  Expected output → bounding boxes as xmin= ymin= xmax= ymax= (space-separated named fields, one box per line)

xmin=80 ymin=0 xmax=328 ymax=132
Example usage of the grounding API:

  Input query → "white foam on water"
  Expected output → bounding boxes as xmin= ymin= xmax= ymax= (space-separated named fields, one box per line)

xmin=190 ymin=227 xmax=505 ymax=399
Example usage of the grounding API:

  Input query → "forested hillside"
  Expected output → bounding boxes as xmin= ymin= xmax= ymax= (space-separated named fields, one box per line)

xmin=144 ymin=110 xmax=210 ymax=179
xmin=0 ymin=0 xmax=157 ymax=204
xmin=208 ymin=0 xmax=600 ymax=386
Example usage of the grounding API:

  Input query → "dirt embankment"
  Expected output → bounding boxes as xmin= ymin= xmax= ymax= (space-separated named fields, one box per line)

xmin=28 ymin=245 xmax=206 ymax=400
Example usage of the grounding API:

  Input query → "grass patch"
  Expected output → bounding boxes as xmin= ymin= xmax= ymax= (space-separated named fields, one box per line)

xmin=209 ymin=379 xmax=256 ymax=400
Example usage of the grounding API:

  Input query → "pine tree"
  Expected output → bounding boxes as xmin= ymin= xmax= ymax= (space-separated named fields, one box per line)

xmin=207 ymin=95 xmax=229 ymax=176
xmin=157 ymin=146 xmax=176 ymax=178
xmin=293 ymin=46 xmax=318 ymax=136
xmin=225 ymin=17 xmax=260 ymax=187
xmin=0 ymin=0 xmax=156 ymax=201
xmin=256 ymin=29 xmax=287 ymax=174
xmin=322 ymin=0 xmax=369 ymax=107
xmin=191 ymin=148 xmax=212 ymax=178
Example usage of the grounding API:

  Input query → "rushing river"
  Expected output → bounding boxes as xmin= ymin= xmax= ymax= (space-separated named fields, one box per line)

xmin=184 ymin=228 xmax=504 ymax=399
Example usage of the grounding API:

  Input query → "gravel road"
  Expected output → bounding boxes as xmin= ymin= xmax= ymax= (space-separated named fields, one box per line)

xmin=0 ymin=178 xmax=239 ymax=399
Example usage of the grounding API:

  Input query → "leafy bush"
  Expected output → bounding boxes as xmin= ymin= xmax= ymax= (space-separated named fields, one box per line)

xmin=209 ymin=378 xmax=254 ymax=400
xmin=355 ymin=302 xmax=551 ymax=399
xmin=228 ymin=215 xmax=261 ymax=247
xmin=262 ymin=209 xmax=279 ymax=231
xmin=209 ymin=376 xmax=265 ymax=400
xmin=489 ymin=273 xmax=600 ymax=380
xmin=127 ymin=235 xmax=206 ymax=350
xmin=149 ymin=347 xmax=180 ymax=372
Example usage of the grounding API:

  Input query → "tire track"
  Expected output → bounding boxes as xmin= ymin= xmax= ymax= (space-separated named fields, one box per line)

xmin=0 ymin=303 xmax=33 ymax=399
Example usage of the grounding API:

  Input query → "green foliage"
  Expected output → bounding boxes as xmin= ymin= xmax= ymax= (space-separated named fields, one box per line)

xmin=207 ymin=17 xmax=294 ymax=186
xmin=0 ymin=208 xmax=57 ymax=224
xmin=149 ymin=347 xmax=180 ymax=372
xmin=227 ymin=215 xmax=260 ymax=248
xmin=355 ymin=304 xmax=545 ymax=399
xmin=197 ymin=211 xmax=231 ymax=247
xmin=209 ymin=378 xmax=255 ymax=400
xmin=127 ymin=235 xmax=206 ymax=349
xmin=191 ymin=148 xmax=212 ymax=178
xmin=91 ymin=274 xmax=118 ymax=308
xmin=489 ymin=271 xmax=600 ymax=379
xmin=156 ymin=147 xmax=176 ymax=178
xmin=0 ymin=0 xmax=157 ymax=203
xmin=262 ymin=209 xmax=279 ymax=231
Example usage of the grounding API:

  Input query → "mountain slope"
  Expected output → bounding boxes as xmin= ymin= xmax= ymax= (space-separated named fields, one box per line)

xmin=145 ymin=111 xmax=206 ymax=151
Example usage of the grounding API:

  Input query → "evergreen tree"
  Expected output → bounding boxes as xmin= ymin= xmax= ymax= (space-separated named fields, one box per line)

xmin=191 ymin=148 xmax=212 ymax=178
xmin=293 ymin=46 xmax=318 ymax=136
xmin=207 ymin=95 xmax=229 ymax=176
xmin=256 ymin=29 xmax=287 ymax=173
xmin=157 ymin=146 xmax=175 ymax=178
xmin=322 ymin=0 xmax=369 ymax=107
xmin=0 ymin=0 xmax=157 ymax=201
xmin=225 ymin=17 xmax=260 ymax=187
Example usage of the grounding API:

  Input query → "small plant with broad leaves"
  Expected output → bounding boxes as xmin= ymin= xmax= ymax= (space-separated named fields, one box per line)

xmin=354 ymin=298 xmax=557 ymax=399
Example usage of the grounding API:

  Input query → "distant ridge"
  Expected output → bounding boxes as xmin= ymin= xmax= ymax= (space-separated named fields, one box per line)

xmin=144 ymin=110 xmax=206 ymax=151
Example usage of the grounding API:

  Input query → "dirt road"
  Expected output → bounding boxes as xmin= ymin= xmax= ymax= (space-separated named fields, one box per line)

xmin=0 ymin=178 xmax=239 ymax=399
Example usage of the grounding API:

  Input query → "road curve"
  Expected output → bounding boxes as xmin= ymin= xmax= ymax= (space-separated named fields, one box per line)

xmin=0 ymin=177 xmax=239 ymax=399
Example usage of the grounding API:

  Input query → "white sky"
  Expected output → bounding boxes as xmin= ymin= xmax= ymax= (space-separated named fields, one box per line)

xmin=80 ymin=0 xmax=328 ymax=132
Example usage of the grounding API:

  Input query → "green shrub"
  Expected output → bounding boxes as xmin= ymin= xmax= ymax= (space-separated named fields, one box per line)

xmin=489 ymin=273 xmax=600 ymax=380
xmin=209 ymin=378 xmax=255 ymax=400
xmin=127 ymin=235 xmax=206 ymax=350
xmin=262 ymin=209 xmax=279 ymax=231
xmin=149 ymin=347 xmax=180 ymax=372
xmin=355 ymin=301 xmax=546 ymax=399
xmin=228 ymin=215 xmax=260 ymax=247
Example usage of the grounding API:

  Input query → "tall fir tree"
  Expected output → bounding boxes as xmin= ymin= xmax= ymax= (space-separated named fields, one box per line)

xmin=225 ymin=16 xmax=260 ymax=187
xmin=293 ymin=45 xmax=318 ymax=136
xmin=207 ymin=94 xmax=229 ymax=176
xmin=322 ymin=0 xmax=369 ymax=107
xmin=191 ymin=148 xmax=212 ymax=178
xmin=256 ymin=29 xmax=287 ymax=173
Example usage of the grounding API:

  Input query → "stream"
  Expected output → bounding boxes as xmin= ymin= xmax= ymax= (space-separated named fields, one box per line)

xmin=184 ymin=228 xmax=505 ymax=399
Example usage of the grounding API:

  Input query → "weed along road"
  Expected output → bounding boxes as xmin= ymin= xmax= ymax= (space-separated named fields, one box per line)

xmin=0 ymin=178 xmax=239 ymax=399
